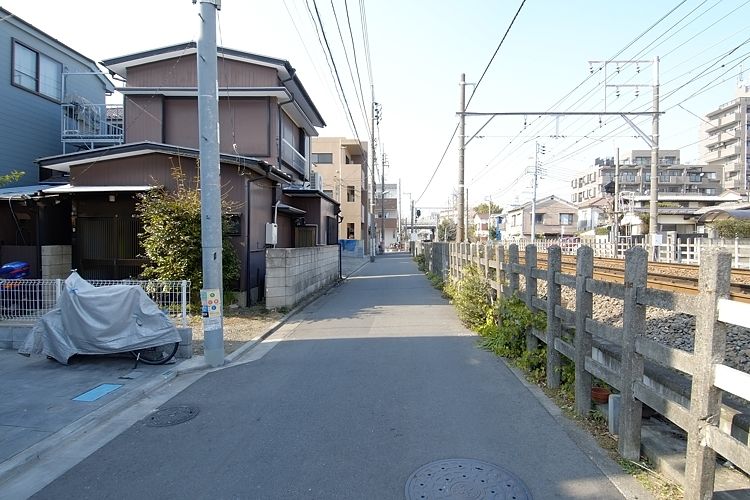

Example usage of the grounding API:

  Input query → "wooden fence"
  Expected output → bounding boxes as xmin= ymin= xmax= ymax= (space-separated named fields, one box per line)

xmin=419 ymin=241 xmax=750 ymax=500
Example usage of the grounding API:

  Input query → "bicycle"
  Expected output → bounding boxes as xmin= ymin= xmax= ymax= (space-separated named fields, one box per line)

xmin=130 ymin=342 xmax=180 ymax=365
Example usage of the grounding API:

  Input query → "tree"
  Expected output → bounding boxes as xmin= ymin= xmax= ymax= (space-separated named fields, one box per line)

xmin=473 ymin=202 xmax=502 ymax=215
xmin=438 ymin=218 xmax=457 ymax=241
xmin=135 ymin=166 xmax=240 ymax=303
xmin=0 ymin=170 xmax=23 ymax=188
xmin=713 ymin=220 xmax=750 ymax=238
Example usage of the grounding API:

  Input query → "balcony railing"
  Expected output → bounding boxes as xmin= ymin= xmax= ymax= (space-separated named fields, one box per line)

xmin=281 ymin=138 xmax=308 ymax=175
xmin=61 ymin=103 xmax=124 ymax=148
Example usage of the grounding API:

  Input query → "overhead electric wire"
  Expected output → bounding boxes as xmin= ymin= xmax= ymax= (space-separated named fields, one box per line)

xmin=415 ymin=0 xmax=528 ymax=203
xmin=307 ymin=0 xmax=366 ymax=147
xmin=468 ymin=0 xmax=693 ymax=186
xmin=329 ymin=0 xmax=370 ymax=136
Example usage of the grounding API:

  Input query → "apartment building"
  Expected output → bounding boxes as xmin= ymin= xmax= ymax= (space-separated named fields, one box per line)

xmin=375 ymin=182 xmax=398 ymax=248
xmin=570 ymin=150 xmax=722 ymax=205
xmin=702 ymin=83 xmax=750 ymax=193
xmin=311 ymin=137 xmax=369 ymax=245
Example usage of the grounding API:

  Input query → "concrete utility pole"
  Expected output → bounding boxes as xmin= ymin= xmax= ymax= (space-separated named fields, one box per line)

xmin=411 ymin=199 xmax=415 ymax=239
xmin=613 ymin=147 xmax=620 ymax=245
xmin=457 ymin=73 xmax=466 ymax=242
xmin=531 ymin=142 xmax=544 ymax=243
xmin=194 ymin=0 xmax=224 ymax=367
xmin=649 ymin=56 xmax=660 ymax=244
xmin=380 ymin=154 xmax=387 ymax=245
xmin=370 ymin=94 xmax=377 ymax=261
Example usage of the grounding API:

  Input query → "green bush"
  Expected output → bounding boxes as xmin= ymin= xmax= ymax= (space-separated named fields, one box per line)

xmin=135 ymin=167 xmax=240 ymax=307
xmin=450 ymin=265 xmax=492 ymax=330
xmin=478 ymin=294 xmax=545 ymax=359
xmin=712 ymin=219 xmax=750 ymax=238
xmin=414 ymin=253 xmax=427 ymax=272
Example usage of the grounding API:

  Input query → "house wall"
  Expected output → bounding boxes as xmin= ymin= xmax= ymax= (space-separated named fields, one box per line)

xmin=124 ymin=95 xmax=164 ymax=143
xmin=265 ymin=245 xmax=339 ymax=309
xmin=0 ymin=16 xmax=108 ymax=185
xmin=125 ymin=55 xmax=279 ymax=88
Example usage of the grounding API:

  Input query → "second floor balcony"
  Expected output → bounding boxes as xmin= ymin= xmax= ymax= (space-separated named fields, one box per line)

xmin=281 ymin=138 xmax=307 ymax=176
xmin=61 ymin=103 xmax=124 ymax=150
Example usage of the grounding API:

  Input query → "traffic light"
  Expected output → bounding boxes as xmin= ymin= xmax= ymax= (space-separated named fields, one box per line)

xmin=416 ymin=209 xmax=421 ymax=217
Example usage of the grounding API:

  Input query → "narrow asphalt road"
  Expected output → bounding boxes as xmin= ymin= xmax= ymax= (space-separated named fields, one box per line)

xmin=33 ymin=253 xmax=631 ymax=499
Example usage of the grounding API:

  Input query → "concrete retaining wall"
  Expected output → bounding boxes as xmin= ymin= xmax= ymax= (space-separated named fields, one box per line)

xmin=265 ymin=246 xmax=340 ymax=309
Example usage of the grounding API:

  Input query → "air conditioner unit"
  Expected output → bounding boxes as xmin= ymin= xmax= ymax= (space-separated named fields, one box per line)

xmin=310 ymin=172 xmax=323 ymax=191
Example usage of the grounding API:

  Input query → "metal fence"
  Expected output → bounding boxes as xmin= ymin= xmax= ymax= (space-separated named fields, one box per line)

xmin=0 ymin=279 xmax=190 ymax=326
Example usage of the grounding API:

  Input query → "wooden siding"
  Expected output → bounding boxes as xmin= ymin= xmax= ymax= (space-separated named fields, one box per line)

xmin=124 ymin=95 xmax=163 ymax=143
xmin=126 ymin=54 xmax=279 ymax=88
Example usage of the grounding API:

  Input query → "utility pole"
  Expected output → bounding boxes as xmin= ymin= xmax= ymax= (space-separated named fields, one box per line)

xmin=531 ymin=142 xmax=544 ymax=243
xmin=410 ymin=199 xmax=415 ymax=240
xmin=194 ymin=0 xmax=224 ymax=367
xmin=649 ymin=56 xmax=660 ymax=246
xmin=370 ymin=90 xmax=378 ymax=262
xmin=613 ymin=147 xmax=620 ymax=246
xmin=465 ymin=187 xmax=469 ymax=242
xmin=397 ymin=179 xmax=401 ymax=245
xmin=380 ymin=154 xmax=387 ymax=246
xmin=457 ymin=73 xmax=466 ymax=242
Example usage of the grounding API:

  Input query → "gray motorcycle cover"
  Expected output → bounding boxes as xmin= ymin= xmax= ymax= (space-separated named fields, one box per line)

xmin=19 ymin=272 xmax=180 ymax=364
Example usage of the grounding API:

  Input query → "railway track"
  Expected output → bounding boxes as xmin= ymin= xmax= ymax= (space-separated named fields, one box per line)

xmin=513 ymin=251 xmax=750 ymax=304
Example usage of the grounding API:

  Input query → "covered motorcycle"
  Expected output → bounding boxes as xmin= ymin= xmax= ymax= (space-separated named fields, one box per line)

xmin=19 ymin=272 xmax=181 ymax=364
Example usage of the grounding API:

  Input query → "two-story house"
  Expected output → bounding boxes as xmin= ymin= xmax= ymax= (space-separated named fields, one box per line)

xmin=504 ymin=195 xmax=578 ymax=239
xmin=0 ymin=7 xmax=115 ymax=275
xmin=36 ymin=42 xmax=335 ymax=304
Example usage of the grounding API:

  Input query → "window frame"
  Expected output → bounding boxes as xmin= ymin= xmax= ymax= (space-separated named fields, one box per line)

xmin=559 ymin=213 xmax=574 ymax=225
xmin=11 ymin=39 xmax=62 ymax=102
xmin=311 ymin=152 xmax=333 ymax=164
xmin=346 ymin=185 xmax=355 ymax=202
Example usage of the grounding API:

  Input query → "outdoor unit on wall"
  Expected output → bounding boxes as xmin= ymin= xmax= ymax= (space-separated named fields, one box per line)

xmin=310 ymin=172 xmax=323 ymax=191
xmin=265 ymin=222 xmax=278 ymax=245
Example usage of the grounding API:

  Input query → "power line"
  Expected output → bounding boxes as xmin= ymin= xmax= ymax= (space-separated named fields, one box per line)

xmin=416 ymin=0 xmax=528 ymax=203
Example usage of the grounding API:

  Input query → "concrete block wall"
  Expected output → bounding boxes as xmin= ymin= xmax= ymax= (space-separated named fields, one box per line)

xmin=41 ymin=245 xmax=72 ymax=279
xmin=265 ymin=246 xmax=339 ymax=309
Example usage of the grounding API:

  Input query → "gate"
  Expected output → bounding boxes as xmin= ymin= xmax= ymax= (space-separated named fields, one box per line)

xmin=75 ymin=216 xmax=145 ymax=279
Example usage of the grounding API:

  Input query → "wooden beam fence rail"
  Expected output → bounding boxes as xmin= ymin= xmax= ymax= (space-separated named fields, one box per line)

xmin=416 ymin=241 xmax=750 ymax=499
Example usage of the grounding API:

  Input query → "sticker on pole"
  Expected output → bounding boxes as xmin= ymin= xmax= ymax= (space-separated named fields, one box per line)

xmin=201 ymin=289 xmax=222 ymax=330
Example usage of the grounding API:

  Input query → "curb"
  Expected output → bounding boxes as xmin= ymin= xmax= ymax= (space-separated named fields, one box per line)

xmin=498 ymin=358 xmax=655 ymax=500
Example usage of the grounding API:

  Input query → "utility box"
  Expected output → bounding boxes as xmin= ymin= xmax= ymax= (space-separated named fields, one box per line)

xmin=265 ymin=223 xmax=278 ymax=245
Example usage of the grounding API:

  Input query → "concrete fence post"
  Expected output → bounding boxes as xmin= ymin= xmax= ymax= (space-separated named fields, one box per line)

xmin=546 ymin=245 xmax=562 ymax=389
xmin=508 ymin=244 xmax=519 ymax=296
xmin=574 ymin=245 xmax=594 ymax=417
xmin=525 ymin=244 xmax=539 ymax=352
xmin=618 ymin=247 xmax=647 ymax=460
xmin=496 ymin=245 xmax=506 ymax=297
xmin=684 ymin=247 xmax=730 ymax=500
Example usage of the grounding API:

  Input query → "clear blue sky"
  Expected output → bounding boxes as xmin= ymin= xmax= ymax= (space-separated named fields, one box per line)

xmin=3 ymin=0 xmax=748 ymax=213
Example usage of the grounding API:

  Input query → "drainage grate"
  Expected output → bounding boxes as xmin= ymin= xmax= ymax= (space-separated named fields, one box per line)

xmin=405 ymin=459 xmax=532 ymax=500
xmin=145 ymin=406 xmax=199 ymax=427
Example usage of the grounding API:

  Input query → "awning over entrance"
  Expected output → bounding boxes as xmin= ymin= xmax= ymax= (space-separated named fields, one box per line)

xmin=275 ymin=203 xmax=306 ymax=216
xmin=698 ymin=209 xmax=750 ymax=224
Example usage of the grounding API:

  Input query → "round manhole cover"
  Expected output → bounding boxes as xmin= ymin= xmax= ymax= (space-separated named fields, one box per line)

xmin=405 ymin=458 xmax=532 ymax=499
xmin=145 ymin=406 xmax=199 ymax=427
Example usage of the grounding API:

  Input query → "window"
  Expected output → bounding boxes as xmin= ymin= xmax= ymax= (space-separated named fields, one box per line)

xmin=347 ymin=185 xmax=355 ymax=202
xmin=705 ymin=172 xmax=717 ymax=180
xmin=346 ymin=223 xmax=355 ymax=239
xmin=688 ymin=173 xmax=702 ymax=182
xmin=12 ymin=41 xmax=62 ymax=100
xmin=323 ymin=189 xmax=333 ymax=198
xmin=560 ymin=213 xmax=573 ymax=225
xmin=311 ymin=152 xmax=333 ymax=164
xmin=534 ymin=213 xmax=544 ymax=224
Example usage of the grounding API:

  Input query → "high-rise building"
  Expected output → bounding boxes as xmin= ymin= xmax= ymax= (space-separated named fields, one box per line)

xmin=701 ymin=83 xmax=750 ymax=193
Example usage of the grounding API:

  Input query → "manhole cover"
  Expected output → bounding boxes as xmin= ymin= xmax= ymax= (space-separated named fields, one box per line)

xmin=405 ymin=458 xmax=532 ymax=500
xmin=145 ymin=406 xmax=199 ymax=427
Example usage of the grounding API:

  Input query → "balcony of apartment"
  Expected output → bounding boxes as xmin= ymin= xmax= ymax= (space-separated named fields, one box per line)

xmin=61 ymin=103 xmax=124 ymax=150
xmin=705 ymin=112 xmax=741 ymax=135
xmin=281 ymin=138 xmax=308 ymax=175
xmin=704 ymin=128 xmax=742 ymax=149
xmin=706 ymin=97 xmax=741 ymax=119
xmin=705 ymin=144 xmax=742 ymax=164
